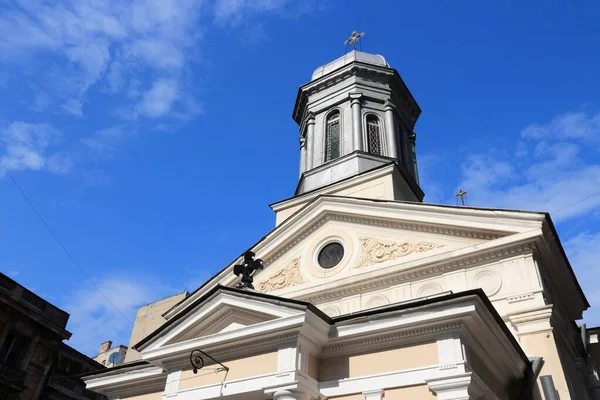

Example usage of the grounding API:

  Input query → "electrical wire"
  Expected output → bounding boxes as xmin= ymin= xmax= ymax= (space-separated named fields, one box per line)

xmin=552 ymin=190 xmax=600 ymax=214
xmin=0 ymin=159 xmax=134 ymax=327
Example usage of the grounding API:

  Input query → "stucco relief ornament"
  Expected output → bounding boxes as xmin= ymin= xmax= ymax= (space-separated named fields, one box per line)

xmin=356 ymin=237 xmax=444 ymax=267
xmin=257 ymin=258 xmax=304 ymax=293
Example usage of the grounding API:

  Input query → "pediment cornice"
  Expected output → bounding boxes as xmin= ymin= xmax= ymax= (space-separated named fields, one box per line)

xmin=165 ymin=197 xmax=546 ymax=320
xmin=263 ymin=211 xmax=503 ymax=266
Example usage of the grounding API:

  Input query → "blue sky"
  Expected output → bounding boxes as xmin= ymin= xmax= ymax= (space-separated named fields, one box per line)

xmin=1 ymin=0 xmax=600 ymax=356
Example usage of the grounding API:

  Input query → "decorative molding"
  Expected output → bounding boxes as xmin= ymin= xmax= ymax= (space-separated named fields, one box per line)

xmin=210 ymin=332 xmax=301 ymax=358
xmin=356 ymin=236 xmax=444 ymax=268
xmin=365 ymin=295 xmax=389 ymax=309
xmin=363 ymin=388 xmax=383 ymax=400
xmin=166 ymin=307 xmax=274 ymax=346
xmin=507 ymin=293 xmax=535 ymax=304
xmin=323 ymin=323 xmax=462 ymax=354
xmin=417 ymin=283 xmax=443 ymax=297
xmin=298 ymin=333 xmax=323 ymax=351
xmin=264 ymin=218 xmax=328 ymax=265
xmin=264 ymin=212 xmax=501 ymax=266
xmin=320 ymin=305 xmax=341 ymax=317
xmin=258 ymin=258 xmax=304 ymax=293
xmin=198 ymin=308 xmax=272 ymax=337
xmin=303 ymin=242 xmax=535 ymax=303
xmin=472 ymin=270 xmax=502 ymax=297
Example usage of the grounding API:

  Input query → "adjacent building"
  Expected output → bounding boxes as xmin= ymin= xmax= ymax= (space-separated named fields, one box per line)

xmin=0 ymin=273 xmax=105 ymax=400
xmin=93 ymin=341 xmax=127 ymax=368
xmin=82 ymin=45 xmax=600 ymax=400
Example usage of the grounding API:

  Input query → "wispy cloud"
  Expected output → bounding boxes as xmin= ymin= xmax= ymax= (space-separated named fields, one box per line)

xmin=565 ymin=232 xmax=600 ymax=325
xmin=0 ymin=0 xmax=203 ymax=119
xmin=81 ymin=124 xmax=136 ymax=160
xmin=456 ymin=111 xmax=600 ymax=221
xmin=63 ymin=274 xmax=176 ymax=356
xmin=213 ymin=0 xmax=321 ymax=24
xmin=0 ymin=122 xmax=72 ymax=175
xmin=135 ymin=79 xmax=180 ymax=118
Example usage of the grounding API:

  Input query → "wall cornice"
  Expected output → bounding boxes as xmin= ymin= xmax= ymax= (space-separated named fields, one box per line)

xmin=323 ymin=322 xmax=462 ymax=356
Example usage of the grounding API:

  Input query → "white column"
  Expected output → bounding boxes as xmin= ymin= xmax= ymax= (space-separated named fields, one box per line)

xmin=299 ymin=136 xmax=306 ymax=177
xmin=273 ymin=389 xmax=297 ymax=400
xmin=363 ymin=389 xmax=383 ymax=400
xmin=349 ymin=92 xmax=363 ymax=152
xmin=384 ymin=100 xmax=398 ymax=159
xmin=305 ymin=113 xmax=316 ymax=170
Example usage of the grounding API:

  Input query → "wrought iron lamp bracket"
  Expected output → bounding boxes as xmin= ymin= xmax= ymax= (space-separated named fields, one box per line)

xmin=189 ymin=349 xmax=229 ymax=374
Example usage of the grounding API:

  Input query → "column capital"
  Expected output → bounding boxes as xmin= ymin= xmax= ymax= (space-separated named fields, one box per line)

xmin=362 ymin=388 xmax=383 ymax=400
xmin=349 ymin=91 xmax=363 ymax=104
xmin=384 ymin=99 xmax=396 ymax=111
xmin=426 ymin=373 xmax=479 ymax=400
xmin=304 ymin=111 xmax=316 ymax=125
xmin=299 ymin=136 xmax=306 ymax=147
xmin=273 ymin=389 xmax=299 ymax=400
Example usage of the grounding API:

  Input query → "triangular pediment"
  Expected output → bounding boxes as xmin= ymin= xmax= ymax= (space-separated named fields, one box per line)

xmin=136 ymin=287 xmax=307 ymax=354
xmin=164 ymin=305 xmax=276 ymax=345
xmin=164 ymin=196 xmax=551 ymax=320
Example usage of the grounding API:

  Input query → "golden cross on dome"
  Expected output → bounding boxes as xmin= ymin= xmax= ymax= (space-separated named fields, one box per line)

xmin=344 ymin=31 xmax=365 ymax=50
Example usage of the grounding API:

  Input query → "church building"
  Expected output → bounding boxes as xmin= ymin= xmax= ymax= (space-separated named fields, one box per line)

xmin=82 ymin=42 xmax=600 ymax=400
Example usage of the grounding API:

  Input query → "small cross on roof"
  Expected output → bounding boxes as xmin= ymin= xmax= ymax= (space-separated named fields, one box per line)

xmin=344 ymin=31 xmax=365 ymax=50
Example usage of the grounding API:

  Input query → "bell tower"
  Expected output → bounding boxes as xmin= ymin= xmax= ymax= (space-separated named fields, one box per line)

xmin=292 ymin=48 xmax=423 ymax=201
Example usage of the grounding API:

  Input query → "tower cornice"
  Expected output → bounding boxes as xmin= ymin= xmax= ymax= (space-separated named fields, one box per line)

xmin=292 ymin=61 xmax=421 ymax=127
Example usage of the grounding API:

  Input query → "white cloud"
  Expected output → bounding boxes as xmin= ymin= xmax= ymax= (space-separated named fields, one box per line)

xmin=0 ymin=122 xmax=71 ymax=175
xmin=136 ymin=79 xmax=180 ymax=118
xmin=81 ymin=124 xmax=135 ymax=159
xmin=565 ymin=232 xmax=600 ymax=326
xmin=0 ymin=0 xmax=203 ymax=118
xmin=63 ymin=275 xmax=176 ymax=356
xmin=212 ymin=0 xmax=321 ymax=24
xmin=521 ymin=112 xmax=600 ymax=143
xmin=457 ymin=111 xmax=600 ymax=221
xmin=214 ymin=0 xmax=286 ymax=22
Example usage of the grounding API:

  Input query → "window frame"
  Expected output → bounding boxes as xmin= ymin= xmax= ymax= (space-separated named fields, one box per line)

xmin=365 ymin=113 xmax=383 ymax=156
xmin=324 ymin=109 xmax=342 ymax=163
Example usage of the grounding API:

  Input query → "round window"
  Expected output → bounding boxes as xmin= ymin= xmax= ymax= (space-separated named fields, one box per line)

xmin=317 ymin=242 xmax=344 ymax=269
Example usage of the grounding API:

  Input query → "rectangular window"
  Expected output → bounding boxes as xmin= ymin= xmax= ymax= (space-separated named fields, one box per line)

xmin=0 ymin=331 xmax=31 ymax=368
xmin=326 ymin=119 xmax=341 ymax=161
xmin=367 ymin=116 xmax=382 ymax=155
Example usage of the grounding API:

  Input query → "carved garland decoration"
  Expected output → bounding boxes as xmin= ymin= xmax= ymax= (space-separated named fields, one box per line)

xmin=258 ymin=258 xmax=304 ymax=293
xmin=356 ymin=236 xmax=444 ymax=268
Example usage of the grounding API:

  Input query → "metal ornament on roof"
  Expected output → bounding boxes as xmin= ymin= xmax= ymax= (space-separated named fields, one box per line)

xmin=233 ymin=250 xmax=264 ymax=290
xmin=344 ymin=30 xmax=365 ymax=51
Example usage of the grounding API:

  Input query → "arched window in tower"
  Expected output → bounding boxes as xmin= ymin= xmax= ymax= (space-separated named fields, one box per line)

xmin=366 ymin=115 xmax=382 ymax=155
xmin=325 ymin=111 xmax=341 ymax=162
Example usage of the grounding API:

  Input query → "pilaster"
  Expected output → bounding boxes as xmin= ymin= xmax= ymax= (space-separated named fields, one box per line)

xmin=437 ymin=334 xmax=467 ymax=371
xmin=305 ymin=113 xmax=316 ymax=171
xmin=383 ymin=100 xmax=398 ymax=159
xmin=299 ymin=136 xmax=307 ymax=177
xmin=409 ymin=131 xmax=419 ymax=183
xmin=349 ymin=92 xmax=363 ymax=152
xmin=164 ymin=370 xmax=181 ymax=397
